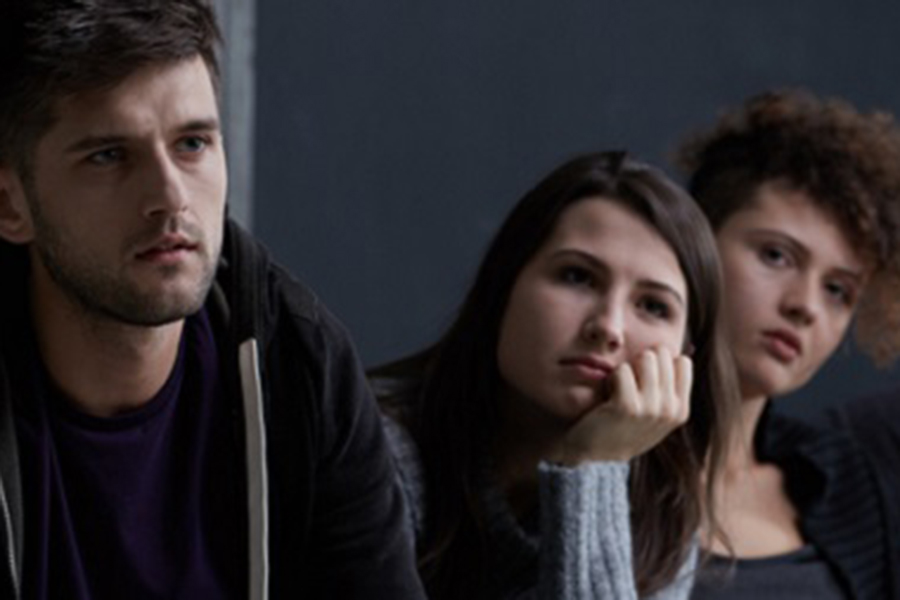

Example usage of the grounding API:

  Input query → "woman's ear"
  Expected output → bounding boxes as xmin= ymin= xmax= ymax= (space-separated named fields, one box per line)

xmin=0 ymin=166 xmax=35 ymax=244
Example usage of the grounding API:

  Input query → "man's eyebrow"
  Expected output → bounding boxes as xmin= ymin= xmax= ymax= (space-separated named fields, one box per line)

xmin=179 ymin=118 xmax=221 ymax=134
xmin=64 ymin=135 xmax=127 ymax=155
xmin=64 ymin=118 xmax=221 ymax=155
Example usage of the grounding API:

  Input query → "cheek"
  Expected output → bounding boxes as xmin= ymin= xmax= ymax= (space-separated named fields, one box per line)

xmin=206 ymin=160 xmax=228 ymax=202
xmin=722 ymin=260 xmax=761 ymax=303
xmin=625 ymin=320 xmax=687 ymax=361
xmin=809 ymin=316 xmax=852 ymax=368
xmin=721 ymin=265 xmax=772 ymax=331
xmin=497 ymin=289 xmax=530 ymax=383
xmin=191 ymin=167 xmax=227 ymax=213
xmin=496 ymin=290 xmax=545 ymax=375
xmin=496 ymin=311 xmax=542 ymax=401
xmin=496 ymin=282 xmax=578 ymax=382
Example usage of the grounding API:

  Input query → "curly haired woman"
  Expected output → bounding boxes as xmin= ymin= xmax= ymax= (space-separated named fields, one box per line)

xmin=679 ymin=90 xmax=900 ymax=600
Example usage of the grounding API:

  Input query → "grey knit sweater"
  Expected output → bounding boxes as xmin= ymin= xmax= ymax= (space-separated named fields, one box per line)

xmin=383 ymin=416 xmax=697 ymax=599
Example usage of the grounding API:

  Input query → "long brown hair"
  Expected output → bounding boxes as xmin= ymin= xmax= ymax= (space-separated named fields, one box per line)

xmin=373 ymin=151 xmax=739 ymax=597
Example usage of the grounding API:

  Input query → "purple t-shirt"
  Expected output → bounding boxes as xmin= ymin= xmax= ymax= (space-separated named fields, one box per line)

xmin=15 ymin=309 xmax=245 ymax=599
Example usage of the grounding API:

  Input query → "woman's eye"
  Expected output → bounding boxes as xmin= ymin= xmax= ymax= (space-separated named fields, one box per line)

xmin=825 ymin=281 xmax=853 ymax=306
xmin=558 ymin=266 xmax=594 ymax=287
xmin=759 ymin=244 xmax=791 ymax=267
xmin=637 ymin=296 xmax=671 ymax=320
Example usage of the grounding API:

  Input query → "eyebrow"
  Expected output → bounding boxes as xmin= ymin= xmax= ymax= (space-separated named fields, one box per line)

xmin=64 ymin=118 xmax=221 ymax=155
xmin=550 ymin=248 xmax=686 ymax=307
xmin=746 ymin=228 xmax=867 ymax=282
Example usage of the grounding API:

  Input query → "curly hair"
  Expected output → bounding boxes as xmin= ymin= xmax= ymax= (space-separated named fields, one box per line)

xmin=676 ymin=89 xmax=900 ymax=364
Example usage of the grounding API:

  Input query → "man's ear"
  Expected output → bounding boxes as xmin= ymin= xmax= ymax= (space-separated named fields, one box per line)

xmin=0 ymin=165 xmax=35 ymax=244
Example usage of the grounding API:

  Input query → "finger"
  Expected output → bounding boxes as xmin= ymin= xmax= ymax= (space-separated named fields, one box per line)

xmin=656 ymin=346 xmax=677 ymax=420
xmin=657 ymin=346 xmax=675 ymax=399
xmin=636 ymin=349 xmax=659 ymax=416
xmin=611 ymin=361 xmax=639 ymax=414
xmin=674 ymin=355 xmax=694 ymax=422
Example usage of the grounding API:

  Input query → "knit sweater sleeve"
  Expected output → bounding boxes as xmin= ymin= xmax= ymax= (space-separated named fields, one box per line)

xmin=380 ymin=414 xmax=426 ymax=542
xmin=537 ymin=462 xmax=697 ymax=600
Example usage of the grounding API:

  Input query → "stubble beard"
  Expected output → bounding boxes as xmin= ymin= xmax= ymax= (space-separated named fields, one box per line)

xmin=29 ymin=197 xmax=220 ymax=328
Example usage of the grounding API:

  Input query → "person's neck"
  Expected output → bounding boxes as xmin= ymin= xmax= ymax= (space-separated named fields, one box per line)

xmin=30 ymin=280 xmax=185 ymax=419
xmin=723 ymin=390 xmax=769 ymax=475
xmin=703 ymin=388 xmax=806 ymax=557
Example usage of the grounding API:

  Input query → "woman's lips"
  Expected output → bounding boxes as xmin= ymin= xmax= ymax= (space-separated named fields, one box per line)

xmin=560 ymin=356 xmax=615 ymax=381
xmin=762 ymin=329 xmax=802 ymax=363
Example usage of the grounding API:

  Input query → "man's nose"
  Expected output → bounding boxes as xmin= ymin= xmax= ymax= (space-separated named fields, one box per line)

xmin=142 ymin=151 xmax=189 ymax=219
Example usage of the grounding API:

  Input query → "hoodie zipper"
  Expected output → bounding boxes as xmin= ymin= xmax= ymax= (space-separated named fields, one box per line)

xmin=0 ymin=481 xmax=18 ymax=599
xmin=239 ymin=339 xmax=269 ymax=600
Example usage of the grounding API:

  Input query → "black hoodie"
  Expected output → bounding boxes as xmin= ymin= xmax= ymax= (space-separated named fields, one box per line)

xmin=0 ymin=219 xmax=425 ymax=599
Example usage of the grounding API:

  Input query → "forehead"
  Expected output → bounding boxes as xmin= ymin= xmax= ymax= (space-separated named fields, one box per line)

xmin=546 ymin=196 xmax=660 ymax=248
xmin=39 ymin=56 xmax=219 ymax=150
xmin=723 ymin=183 xmax=869 ymax=273
xmin=540 ymin=196 xmax=686 ymax=285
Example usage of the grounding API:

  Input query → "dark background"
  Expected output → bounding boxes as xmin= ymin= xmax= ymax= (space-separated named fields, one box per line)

xmin=252 ymin=1 xmax=900 ymax=415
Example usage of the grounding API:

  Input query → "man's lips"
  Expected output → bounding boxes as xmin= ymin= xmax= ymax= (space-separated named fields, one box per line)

xmin=762 ymin=328 xmax=803 ymax=362
xmin=135 ymin=235 xmax=199 ymax=261
xmin=559 ymin=356 xmax=615 ymax=381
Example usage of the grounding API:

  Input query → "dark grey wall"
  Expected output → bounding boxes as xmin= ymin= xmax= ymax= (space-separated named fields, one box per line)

xmin=253 ymin=1 xmax=900 ymax=415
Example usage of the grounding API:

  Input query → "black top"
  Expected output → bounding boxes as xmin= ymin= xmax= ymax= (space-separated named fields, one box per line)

xmin=16 ymin=309 xmax=244 ymax=599
xmin=692 ymin=545 xmax=847 ymax=600
xmin=697 ymin=404 xmax=894 ymax=600
xmin=0 ymin=221 xmax=426 ymax=599
xmin=832 ymin=389 xmax=900 ymax=599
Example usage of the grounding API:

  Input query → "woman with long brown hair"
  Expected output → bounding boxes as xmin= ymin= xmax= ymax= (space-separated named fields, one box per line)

xmin=372 ymin=151 xmax=740 ymax=598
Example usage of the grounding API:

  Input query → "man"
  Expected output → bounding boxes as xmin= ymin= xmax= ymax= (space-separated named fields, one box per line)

xmin=0 ymin=1 xmax=423 ymax=598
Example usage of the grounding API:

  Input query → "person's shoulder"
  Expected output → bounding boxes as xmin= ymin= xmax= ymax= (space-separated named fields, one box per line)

xmin=826 ymin=388 xmax=900 ymax=506
xmin=833 ymin=386 xmax=900 ymax=447
xmin=381 ymin=413 xmax=419 ymax=466
xmin=839 ymin=386 xmax=900 ymax=419
xmin=380 ymin=412 xmax=426 ymax=535
xmin=757 ymin=403 xmax=832 ymax=458
xmin=218 ymin=218 xmax=348 ymax=342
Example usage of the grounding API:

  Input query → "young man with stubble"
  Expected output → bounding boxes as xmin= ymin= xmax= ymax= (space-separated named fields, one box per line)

xmin=0 ymin=1 xmax=424 ymax=598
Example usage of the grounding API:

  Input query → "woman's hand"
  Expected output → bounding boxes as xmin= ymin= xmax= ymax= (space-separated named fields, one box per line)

xmin=551 ymin=347 xmax=693 ymax=465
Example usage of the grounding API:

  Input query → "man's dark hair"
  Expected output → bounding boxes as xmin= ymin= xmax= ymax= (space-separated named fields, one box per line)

xmin=676 ymin=89 xmax=900 ymax=363
xmin=0 ymin=0 xmax=222 ymax=178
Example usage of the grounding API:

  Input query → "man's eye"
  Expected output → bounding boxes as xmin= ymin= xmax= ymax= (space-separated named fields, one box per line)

xmin=176 ymin=136 xmax=209 ymax=153
xmin=87 ymin=148 xmax=125 ymax=165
